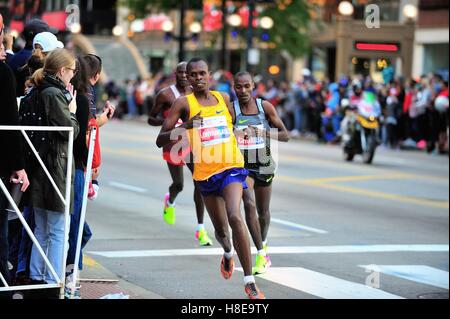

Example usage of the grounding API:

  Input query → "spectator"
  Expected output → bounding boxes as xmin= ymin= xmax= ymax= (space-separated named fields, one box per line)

xmin=0 ymin=22 xmax=30 ymax=299
xmin=27 ymin=49 xmax=79 ymax=297
xmin=8 ymin=19 xmax=57 ymax=97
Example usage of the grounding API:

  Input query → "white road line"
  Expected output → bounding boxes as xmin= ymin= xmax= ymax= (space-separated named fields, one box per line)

xmin=108 ymin=181 xmax=147 ymax=193
xmin=88 ymin=244 xmax=449 ymax=258
xmin=360 ymin=265 xmax=449 ymax=290
xmin=271 ymin=218 xmax=329 ymax=234
xmin=236 ymin=267 xmax=404 ymax=299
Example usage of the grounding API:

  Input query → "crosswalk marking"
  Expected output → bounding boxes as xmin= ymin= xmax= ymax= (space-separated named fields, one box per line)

xmin=271 ymin=218 xmax=329 ymax=234
xmin=360 ymin=265 xmax=449 ymax=290
xmin=88 ymin=244 xmax=448 ymax=258
xmin=236 ymin=267 xmax=404 ymax=299
xmin=108 ymin=181 xmax=147 ymax=193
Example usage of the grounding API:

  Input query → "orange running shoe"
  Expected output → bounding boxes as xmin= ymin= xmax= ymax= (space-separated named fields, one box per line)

xmin=245 ymin=282 xmax=265 ymax=299
xmin=220 ymin=256 xmax=234 ymax=280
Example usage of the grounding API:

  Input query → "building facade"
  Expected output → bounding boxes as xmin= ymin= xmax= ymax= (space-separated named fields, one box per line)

xmin=413 ymin=0 xmax=449 ymax=80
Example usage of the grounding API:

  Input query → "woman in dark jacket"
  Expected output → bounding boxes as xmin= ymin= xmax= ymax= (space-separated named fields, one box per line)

xmin=27 ymin=48 xmax=79 ymax=286
xmin=65 ymin=57 xmax=93 ymax=295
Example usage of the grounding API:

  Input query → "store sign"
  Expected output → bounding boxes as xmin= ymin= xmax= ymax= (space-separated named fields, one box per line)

xmin=355 ymin=42 xmax=400 ymax=52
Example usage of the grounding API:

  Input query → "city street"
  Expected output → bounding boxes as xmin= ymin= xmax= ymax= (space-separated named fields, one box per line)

xmin=84 ymin=119 xmax=449 ymax=299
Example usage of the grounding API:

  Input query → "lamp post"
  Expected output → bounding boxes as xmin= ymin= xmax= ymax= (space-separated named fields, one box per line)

xmin=245 ymin=0 xmax=256 ymax=70
xmin=335 ymin=1 xmax=354 ymax=81
xmin=225 ymin=2 xmax=273 ymax=72
xmin=179 ymin=0 xmax=187 ymax=62
xmin=162 ymin=6 xmax=202 ymax=63
xmin=403 ymin=4 xmax=418 ymax=22
xmin=221 ymin=0 xmax=228 ymax=70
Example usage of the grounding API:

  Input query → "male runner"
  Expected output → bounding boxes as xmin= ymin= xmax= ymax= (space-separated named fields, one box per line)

xmin=156 ymin=58 xmax=265 ymax=299
xmin=148 ymin=62 xmax=212 ymax=246
xmin=233 ymin=72 xmax=289 ymax=275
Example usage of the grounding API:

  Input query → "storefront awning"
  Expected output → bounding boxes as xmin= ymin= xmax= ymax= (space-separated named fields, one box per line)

xmin=42 ymin=11 xmax=68 ymax=31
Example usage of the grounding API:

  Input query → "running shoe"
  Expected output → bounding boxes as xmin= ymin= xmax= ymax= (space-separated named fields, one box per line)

xmin=163 ymin=193 xmax=176 ymax=225
xmin=252 ymin=254 xmax=271 ymax=275
xmin=220 ymin=256 xmax=234 ymax=280
xmin=195 ymin=228 xmax=213 ymax=246
xmin=244 ymin=282 xmax=265 ymax=299
xmin=263 ymin=244 xmax=272 ymax=267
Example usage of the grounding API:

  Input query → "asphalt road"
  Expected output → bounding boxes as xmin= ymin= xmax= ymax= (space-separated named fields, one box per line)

xmin=84 ymin=119 xmax=449 ymax=299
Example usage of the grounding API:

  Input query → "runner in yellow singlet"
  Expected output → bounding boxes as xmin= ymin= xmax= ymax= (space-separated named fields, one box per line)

xmin=156 ymin=58 xmax=265 ymax=299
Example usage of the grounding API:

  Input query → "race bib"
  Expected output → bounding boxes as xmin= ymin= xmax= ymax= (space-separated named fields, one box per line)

xmin=199 ymin=116 xmax=231 ymax=146
xmin=236 ymin=124 xmax=265 ymax=150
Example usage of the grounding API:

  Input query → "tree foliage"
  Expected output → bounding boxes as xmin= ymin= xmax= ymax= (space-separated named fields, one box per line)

xmin=121 ymin=0 xmax=314 ymax=58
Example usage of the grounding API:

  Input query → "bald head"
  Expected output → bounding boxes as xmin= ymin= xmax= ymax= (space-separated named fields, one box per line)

xmin=187 ymin=58 xmax=209 ymax=73
xmin=175 ymin=61 xmax=189 ymax=88
xmin=177 ymin=62 xmax=187 ymax=72
xmin=234 ymin=71 xmax=253 ymax=82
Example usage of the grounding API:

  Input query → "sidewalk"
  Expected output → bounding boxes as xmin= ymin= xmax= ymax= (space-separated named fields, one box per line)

xmin=77 ymin=255 xmax=164 ymax=299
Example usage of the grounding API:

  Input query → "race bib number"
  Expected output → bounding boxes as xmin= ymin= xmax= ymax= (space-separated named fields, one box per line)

xmin=199 ymin=116 xmax=231 ymax=146
xmin=236 ymin=124 xmax=265 ymax=150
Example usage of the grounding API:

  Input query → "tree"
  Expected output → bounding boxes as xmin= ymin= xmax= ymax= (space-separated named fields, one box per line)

xmin=120 ymin=0 xmax=202 ymax=16
xmin=262 ymin=0 xmax=314 ymax=59
xmin=121 ymin=0 xmax=315 ymax=59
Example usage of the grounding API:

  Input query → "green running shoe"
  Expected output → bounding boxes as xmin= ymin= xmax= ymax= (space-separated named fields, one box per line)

xmin=163 ymin=193 xmax=176 ymax=225
xmin=252 ymin=254 xmax=271 ymax=275
xmin=195 ymin=228 xmax=213 ymax=246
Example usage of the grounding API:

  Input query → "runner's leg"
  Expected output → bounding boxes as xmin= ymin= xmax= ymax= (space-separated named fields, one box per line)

xmin=186 ymin=162 xmax=205 ymax=224
xmin=202 ymin=195 xmax=231 ymax=252
xmin=255 ymin=184 xmax=272 ymax=243
xmin=167 ymin=162 xmax=184 ymax=204
xmin=222 ymin=182 xmax=252 ymax=276
xmin=242 ymin=177 xmax=264 ymax=251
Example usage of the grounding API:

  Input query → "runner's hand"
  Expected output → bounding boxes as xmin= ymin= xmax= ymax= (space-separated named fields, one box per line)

xmin=234 ymin=127 xmax=249 ymax=140
xmin=248 ymin=125 xmax=266 ymax=137
xmin=182 ymin=112 xmax=202 ymax=130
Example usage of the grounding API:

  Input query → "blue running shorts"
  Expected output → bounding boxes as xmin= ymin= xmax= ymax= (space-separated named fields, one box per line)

xmin=199 ymin=168 xmax=249 ymax=196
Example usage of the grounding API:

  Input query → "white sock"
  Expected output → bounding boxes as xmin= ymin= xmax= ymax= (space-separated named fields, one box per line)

xmin=262 ymin=240 xmax=267 ymax=247
xmin=244 ymin=275 xmax=255 ymax=285
xmin=168 ymin=200 xmax=175 ymax=207
xmin=223 ymin=250 xmax=234 ymax=260
xmin=257 ymin=249 xmax=266 ymax=257
xmin=197 ymin=224 xmax=205 ymax=231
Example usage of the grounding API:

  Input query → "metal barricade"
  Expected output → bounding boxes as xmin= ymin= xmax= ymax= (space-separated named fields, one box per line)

xmin=0 ymin=126 xmax=96 ymax=299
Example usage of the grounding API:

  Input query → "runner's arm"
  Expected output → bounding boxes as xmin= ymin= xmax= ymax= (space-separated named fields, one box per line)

xmin=156 ymin=97 xmax=189 ymax=148
xmin=148 ymin=90 xmax=167 ymax=126
xmin=262 ymin=100 xmax=290 ymax=142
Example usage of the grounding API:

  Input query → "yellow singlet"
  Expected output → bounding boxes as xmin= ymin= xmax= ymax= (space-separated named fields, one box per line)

xmin=187 ymin=91 xmax=244 ymax=181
